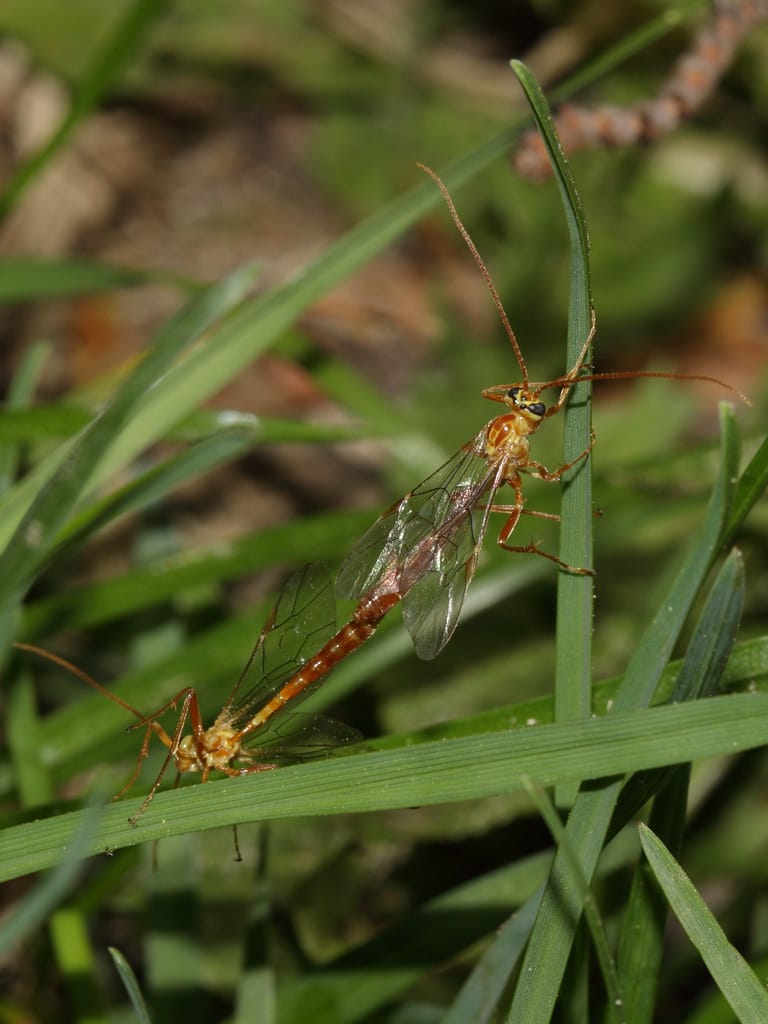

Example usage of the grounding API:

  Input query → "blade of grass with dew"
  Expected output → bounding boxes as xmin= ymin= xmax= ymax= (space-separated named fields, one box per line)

xmin=507 ymin=405 xmax=741 ymax=1023
xmin=639 ymin=824 xmax=768 ymax=1022
xmin=0 ymin=0 xmax=171 ymax=218
xmin=510 ymin=61 xmax=594 ymax=799
xmin=3 ymin=691 xmax=768 ymax=881
xmin=0 ymin=261 xmax=260 ymax=625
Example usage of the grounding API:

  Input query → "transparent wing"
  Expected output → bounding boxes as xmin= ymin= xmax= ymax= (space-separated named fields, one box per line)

xmin=238 ymin=712 xmax=363 ymax=765
xmin=402 ymin=459 xmax=506 ymax=659
xmin=337 ymin=427 xmax=504 ymax=659
xmin=225 ymin=564 xmax=338 ymax=729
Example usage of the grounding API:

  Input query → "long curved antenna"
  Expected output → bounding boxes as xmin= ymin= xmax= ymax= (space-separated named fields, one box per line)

xmin=537 ymin=370 xmax=752 ymax=409
xmin=13 ymin=641 xmax=146 ymax=721
xmin=417 ymin=163 xmax=530 ymax=386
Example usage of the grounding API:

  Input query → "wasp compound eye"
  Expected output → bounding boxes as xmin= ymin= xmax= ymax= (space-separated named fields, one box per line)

xmin=528 ymin=401 xmax=546 ymax=418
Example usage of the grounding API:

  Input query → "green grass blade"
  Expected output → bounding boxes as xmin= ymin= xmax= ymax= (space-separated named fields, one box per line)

xmin=612 ymin=550 xmax=745 ymax=1022
xmin=639 ymin=824 xmax=768 ymax=1023
xmin=509 ymin=61 xmax=594 ymax=794
xmin=3 ymin=692 xmax=768 ymax=882
xmin=0 ymin=799 xmax=104 ymax=950
xmin=87 ymin=137 xmax=521 ymax=492
xmin=614 ymin=767 xmax=690 ymax=1024
xmin=442 ymin=887 xmax=543 ymax=1024
xmin=554 ymin=0 xmax=706 ymax=100
xmin=507 ymin=408 xmax=741 ymax=1022
xmin=0 ymin=261 xmax=259 ymax=601
xmin=6 ymin=671 xmax=51 ymax=807
xmin=20 ymin=508 xmax=369 ymax=636
xmin=0 ymin=259 xmax=191 ymax=301
xmin=46 ymin=427 xmax=271 ymax=562
xmin=109 ymin=946 xmax=153 ymax=1024
xmin=0 ymin=339 xmax=50 ymax=493
xmin=721 ymin=432 xmax=768 ymax=548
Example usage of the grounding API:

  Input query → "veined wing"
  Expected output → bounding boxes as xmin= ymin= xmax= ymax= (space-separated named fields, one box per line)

xmin=401 ymin=455 xmax=508 ymax=659
xmin=225 ymin=564 xmax=338 ymax=731
xmin=336 ymin=426 xmax=502 ymax=657
xmin=238 ymin=712 xmax=363 ymax=764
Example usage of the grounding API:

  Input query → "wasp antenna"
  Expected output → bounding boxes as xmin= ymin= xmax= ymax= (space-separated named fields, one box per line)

xmin=537 ymin=369 xmax=751 ymax=407
xmin=416 ymin=162 xmax=529 ymax=386
xmin=13 ymin=641 xmax=146 ymax=720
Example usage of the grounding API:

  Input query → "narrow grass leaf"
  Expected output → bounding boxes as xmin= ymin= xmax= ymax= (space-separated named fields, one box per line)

xmin=0 ymin=403 xmax=91 ymax=443
xmin=3 ymin=693 xmax=768 ymax=882
xmin=614 ymin=766 xmax=690 ymax=1024
xmin=721 ymin=431 xmax=768 ymax=548
xmin=555 ymin=0 xmax=706 ymax=100
xmin=19 ymin=508 xmax=370 ymax=636
xmin=524 ymin=780 xmax=625 ymax=1023
xmin=86 ymin=136 xmax=523 ymax=490
xmin=613 ymin=550 xmax=745 ymax=1023
xmin=611 ymin=548 xmax=746 ymax=837
xmin=0 ymin=341 xmax=50 ymax=491
xmin=509 ymin=61 xmax=595 ymax=794
xmin=232 ymin=829 xmax=275 ymax=1024
xmin=639 ymin=824 xmax=768 ymax=1022
xmin=0 ymin=261 xmax=260 ymax=593
xmin=47 ymin=427 xmax=266 ymax=562
xmin=0 ymin=799 xmax=103 ymax=951
xmin=507 ymin=409 xmax=740 ymax=1022
xmin=7 ymin=672 xmax=51 ymax=807
xmin=146 ymin=834 xmax=201 ymax=1020
xmin=442 ymin=887 xmax=543 ymax=1024
xmin=109 ymin=946 xmax=153 ymax=1024
xmin=0 ymin=259 xmax=185 ymax=301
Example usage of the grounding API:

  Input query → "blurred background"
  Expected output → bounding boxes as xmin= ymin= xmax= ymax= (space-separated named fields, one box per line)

xmin=1 ymin=1 xmax=767 ymax=1020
